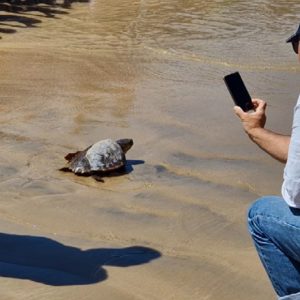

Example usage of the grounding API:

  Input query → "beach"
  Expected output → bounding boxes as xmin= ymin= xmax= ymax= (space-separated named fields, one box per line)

xmin=0 ymin=0 xmax=300 ymax=299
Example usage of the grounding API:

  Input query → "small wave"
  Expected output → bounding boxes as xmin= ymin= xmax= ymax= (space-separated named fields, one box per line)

xmin=143 ymin=45 xmax=300 ymax=72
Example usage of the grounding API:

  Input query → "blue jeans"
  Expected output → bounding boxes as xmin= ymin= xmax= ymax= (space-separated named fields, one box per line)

xmin=248 ymin=196 xmax=300 ymax=299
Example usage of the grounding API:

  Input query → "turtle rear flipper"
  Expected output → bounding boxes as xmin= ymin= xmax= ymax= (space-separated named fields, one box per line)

xmin=64 ymin=151 xmax=81 ymax=162
xmin=65 ymin=145 xmax=92 ymax=162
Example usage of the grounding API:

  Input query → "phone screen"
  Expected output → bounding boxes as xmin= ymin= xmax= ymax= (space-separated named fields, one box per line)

xmin=223 ymin=72 xmax=254 ymax=112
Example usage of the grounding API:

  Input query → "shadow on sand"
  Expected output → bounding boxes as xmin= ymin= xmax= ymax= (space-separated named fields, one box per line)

xmin=124 ymin=159 xmax=145 ymax=174
xmin=0 ymin=232 xmax=161 ymax=286
xmin=0 ymin=0 xmax=89 ymax=37
xmin=98 ymin=159 xmax=145 ymax=181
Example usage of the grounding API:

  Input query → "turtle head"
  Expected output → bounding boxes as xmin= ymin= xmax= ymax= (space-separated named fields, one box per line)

xmin=116 ymin=138 xmax=133 ymax=154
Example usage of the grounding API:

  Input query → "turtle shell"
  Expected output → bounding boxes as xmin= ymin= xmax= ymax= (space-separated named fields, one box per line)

xmin=66 ymin=139 xmax=126 ymax=175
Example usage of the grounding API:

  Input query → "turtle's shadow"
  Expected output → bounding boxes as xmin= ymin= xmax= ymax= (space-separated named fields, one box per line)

xmin=124 ymin=159 xmax=145 ymax=174
xmin=99 ymin=159 xmax=145 ymax=178
xmin=0 ymin=232 xmax=161 ymax=286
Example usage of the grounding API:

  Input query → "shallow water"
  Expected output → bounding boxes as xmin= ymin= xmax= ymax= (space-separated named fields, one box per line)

xmin=0 ymin=0 xmax=300 ymax=299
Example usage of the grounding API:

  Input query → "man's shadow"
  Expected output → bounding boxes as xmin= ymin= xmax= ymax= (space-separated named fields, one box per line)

xmin=0 ymin=233 xmax=161 ymax=286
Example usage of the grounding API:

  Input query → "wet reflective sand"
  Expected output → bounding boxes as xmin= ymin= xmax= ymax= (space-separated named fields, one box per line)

xmin=0 ymin=0 xmax=300 ymax=299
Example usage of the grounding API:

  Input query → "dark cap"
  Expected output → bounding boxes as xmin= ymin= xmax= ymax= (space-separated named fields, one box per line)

xmin=286 ymin=24 xmax=300 ymax=43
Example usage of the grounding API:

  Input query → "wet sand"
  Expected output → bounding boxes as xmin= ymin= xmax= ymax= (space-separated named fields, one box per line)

xmin=1 ymin=0 xmax=300 ymax=299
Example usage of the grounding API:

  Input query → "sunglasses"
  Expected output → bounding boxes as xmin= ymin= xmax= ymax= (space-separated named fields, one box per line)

xmin=292 ymin=39 xmax=299 ymax=54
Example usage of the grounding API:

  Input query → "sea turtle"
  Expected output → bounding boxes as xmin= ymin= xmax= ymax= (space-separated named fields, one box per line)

xmin=60 ymin=138 xmax=133 ymax=181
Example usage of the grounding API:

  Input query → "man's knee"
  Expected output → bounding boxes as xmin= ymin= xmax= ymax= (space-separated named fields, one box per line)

xmin=248 ymin=196 xmax=284 ymax=220
xmin=248 ymin=197 xmax=269 ymax=220
xmin=247 ymin=196 xmax=285 ymax=236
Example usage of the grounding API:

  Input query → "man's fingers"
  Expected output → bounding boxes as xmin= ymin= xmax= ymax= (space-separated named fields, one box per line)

xmin=252 ymin=98 xmax=267 ymax=112
xmin=233 ymin=106 xmax=245 ymax=118
xmin=234 ymin=98 xmax=267 ymax=120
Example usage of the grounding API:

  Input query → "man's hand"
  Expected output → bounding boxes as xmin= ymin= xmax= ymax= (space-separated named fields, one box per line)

xmin=233 ymin=98 xmax=290 ymax=163
xmin=233 ymin=98 xmax=267 ymax=135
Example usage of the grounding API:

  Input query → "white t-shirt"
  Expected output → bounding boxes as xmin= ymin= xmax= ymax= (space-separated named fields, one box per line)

xmin=282 ymin=95 xmax=300 ymax=207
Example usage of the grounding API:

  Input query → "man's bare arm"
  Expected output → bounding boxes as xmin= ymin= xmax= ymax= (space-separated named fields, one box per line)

xmin=234 ymin=99 xmax=290 ymax=163
xmin=246 ymin=127 xmax=290 ymax=163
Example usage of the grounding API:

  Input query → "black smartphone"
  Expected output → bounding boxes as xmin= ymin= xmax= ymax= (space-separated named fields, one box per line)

xmin=223 ymin=72 xmax=254 ymax=112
